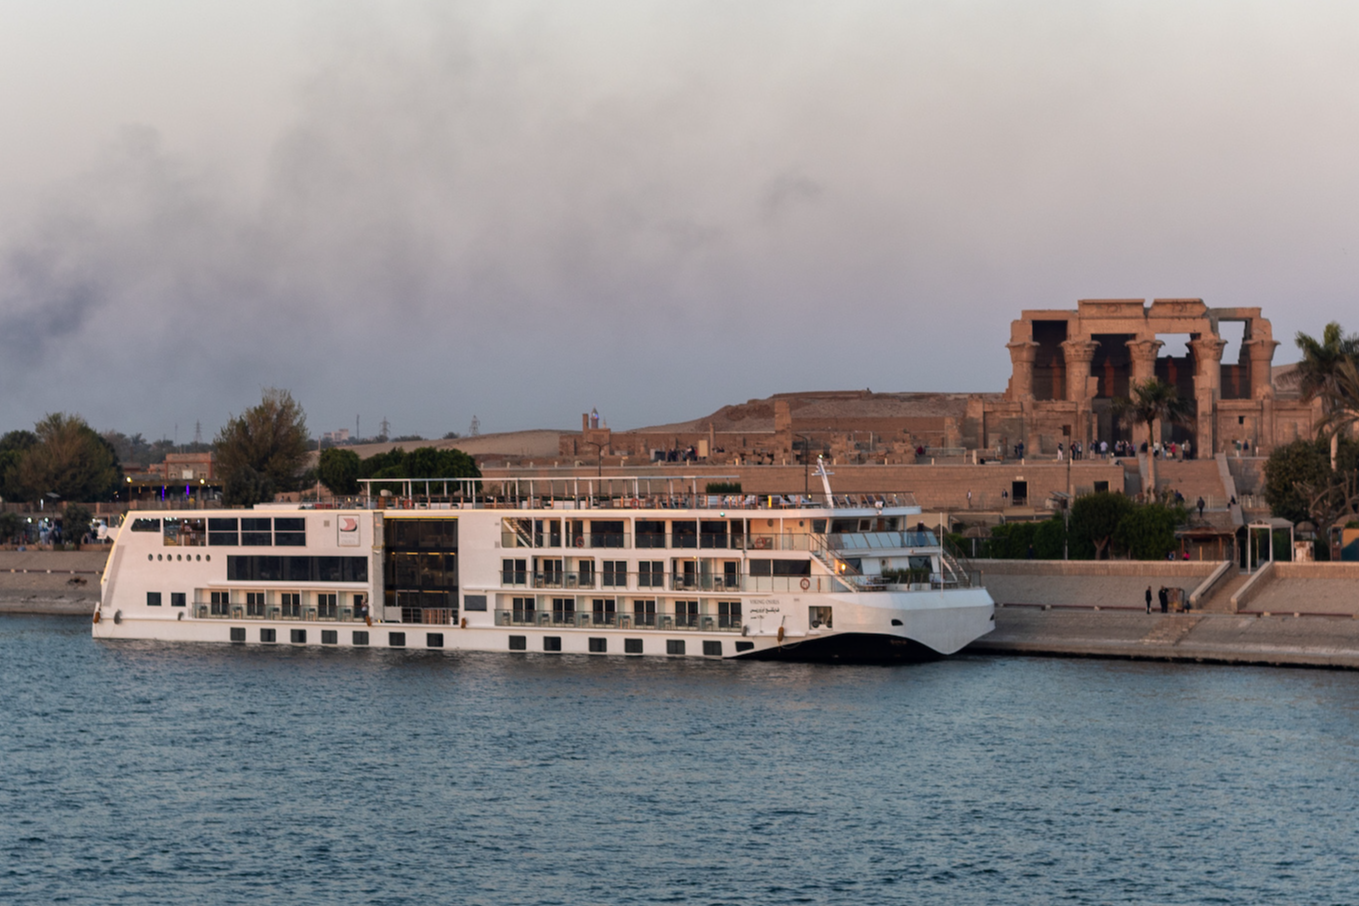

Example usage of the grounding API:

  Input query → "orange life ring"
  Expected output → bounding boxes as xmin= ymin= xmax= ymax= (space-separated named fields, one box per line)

xmin=575 ymin=536 xmax=584 ymax=548
xmin=800 ymin=577 xmax=810 ymax=591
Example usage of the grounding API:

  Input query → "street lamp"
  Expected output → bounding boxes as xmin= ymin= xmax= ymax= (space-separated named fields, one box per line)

xmin=795 ymin=433 xmax=813 ymax=497
xmin=584 ymin=440 xmax=605 ymax=479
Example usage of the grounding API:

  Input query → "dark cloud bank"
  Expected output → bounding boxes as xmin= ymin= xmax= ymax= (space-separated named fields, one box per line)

xmin=3 ymin=2 xmax=1358 ymax=440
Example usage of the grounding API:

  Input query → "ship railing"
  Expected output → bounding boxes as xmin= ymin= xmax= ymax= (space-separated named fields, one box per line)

xmin=195 ymin=603 xmax=365 ymax=621
xmin=494 ymin=609 xmax=745 ymax=632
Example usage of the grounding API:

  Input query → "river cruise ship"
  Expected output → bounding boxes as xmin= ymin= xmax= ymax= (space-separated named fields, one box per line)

xmin=93 ymin=474 xmax=993 ymax=662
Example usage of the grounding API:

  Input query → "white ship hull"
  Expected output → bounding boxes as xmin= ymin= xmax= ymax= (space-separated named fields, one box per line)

xmin=94 ymin=493 xmax=993 ymax=663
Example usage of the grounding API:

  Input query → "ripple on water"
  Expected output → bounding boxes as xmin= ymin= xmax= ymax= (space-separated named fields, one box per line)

xmin=1 ymin=618 xmax=1358 ymax=905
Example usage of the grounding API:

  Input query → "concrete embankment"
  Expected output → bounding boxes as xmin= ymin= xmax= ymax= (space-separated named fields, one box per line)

xmin=0 ymin=550 xmax=107 ymax=615
xmin=968 ymin=559 xmax=1359 ymax=669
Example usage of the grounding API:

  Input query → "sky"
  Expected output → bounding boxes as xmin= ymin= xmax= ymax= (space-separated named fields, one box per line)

xmin=2 ymin=0 xmax=1358 ymax=443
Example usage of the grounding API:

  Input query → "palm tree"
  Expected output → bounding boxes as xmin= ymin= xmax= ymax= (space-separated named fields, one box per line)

xmin=1295 ymin=322 xmax=1359 ymax=470
xmin=1318 ymin=357 xmax=1359 ymax=455
xmin=1113 ymin=378 xmax=1194 ymax=497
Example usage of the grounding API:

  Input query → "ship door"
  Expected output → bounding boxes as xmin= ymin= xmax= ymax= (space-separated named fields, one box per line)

xmin=1011 ymin=481 xmax=1028 ymax=506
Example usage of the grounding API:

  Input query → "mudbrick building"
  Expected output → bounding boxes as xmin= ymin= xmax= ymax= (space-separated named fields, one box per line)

xmin=561 ymin=298 xmax=1319 ymax=466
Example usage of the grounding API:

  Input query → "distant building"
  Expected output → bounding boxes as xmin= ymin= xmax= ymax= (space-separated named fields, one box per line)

xmin=323 ymin=429 xmax=351 ymax=445
xmin=559 ymin=298 xmax=1320 ymax=464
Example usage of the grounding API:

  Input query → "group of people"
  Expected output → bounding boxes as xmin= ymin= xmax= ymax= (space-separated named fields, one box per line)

xmin=1145 ymin=585 xmax=1183 ymax=613
xmin=1054 ymin=438 xmax=1196 ymax=461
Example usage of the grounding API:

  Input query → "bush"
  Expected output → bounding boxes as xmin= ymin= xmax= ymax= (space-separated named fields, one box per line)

xmin=62 ymin=504 xmax=94 ymax=544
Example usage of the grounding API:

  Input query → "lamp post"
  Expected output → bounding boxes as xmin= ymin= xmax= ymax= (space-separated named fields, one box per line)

xmin=584 ymin=440 xmax=605 ymax=480
xmin=795 ymin=433 xmax=813 ymax=498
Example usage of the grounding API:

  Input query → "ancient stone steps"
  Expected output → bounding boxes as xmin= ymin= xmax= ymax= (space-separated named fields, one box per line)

xmin=1139 ymin=614 xmax=1203 ymax=645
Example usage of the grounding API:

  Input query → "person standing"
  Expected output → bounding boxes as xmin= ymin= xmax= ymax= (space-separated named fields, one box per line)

xmin=1145 ymin=586 xmax=1153 ymax=614
xmin=1197 ymin=497 xmax=1206 ymax=519
xmin=1158 ymin=586 xmax=1169 ymax=614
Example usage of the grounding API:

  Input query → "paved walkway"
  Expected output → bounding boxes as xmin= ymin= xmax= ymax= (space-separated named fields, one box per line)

xmin=970 ymin=606 xmax=1359 ymax=669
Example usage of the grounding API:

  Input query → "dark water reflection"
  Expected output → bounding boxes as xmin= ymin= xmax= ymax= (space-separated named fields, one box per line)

xmin=3 ymin=615 xmax=1357 ymax=904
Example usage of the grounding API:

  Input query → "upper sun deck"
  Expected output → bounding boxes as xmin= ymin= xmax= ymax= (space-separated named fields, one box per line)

xmin=343 ymin=474 xmax=922 ymax=518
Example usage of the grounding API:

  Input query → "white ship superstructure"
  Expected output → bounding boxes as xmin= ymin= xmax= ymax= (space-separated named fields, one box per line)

xmin=93 ymin=476 xmax=993 ymax=661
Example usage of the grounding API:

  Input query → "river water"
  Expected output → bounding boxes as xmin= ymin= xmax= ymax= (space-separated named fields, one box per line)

xmin=2 ymin=615 xmax=1357 ymax=905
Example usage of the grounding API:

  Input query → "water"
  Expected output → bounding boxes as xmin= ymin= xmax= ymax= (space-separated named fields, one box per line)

xmin=3 ymin=616 xmax=1358 ymax=905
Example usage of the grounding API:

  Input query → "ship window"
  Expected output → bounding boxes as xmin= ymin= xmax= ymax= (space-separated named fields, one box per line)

xmin=703 ymin=641 xmax=722 ymax=657
xmin=508 ymin=635 xmax=527 ymax=651
xmin=749 ymin=559 xmax=771 ymax=577
xmin=131 ymin=518 xmax=160 ymax=532
xmin=591 ymin=520 xmax=625 ymax=548
xmin=275 ymin=517 xmax=306 ymax=547
xmin=246 ymin=592 xmax=265 ymax=617
xmin=208 ymin=518 xmax=239 ymax=546
xmin=318 ymin=593 xmax=337 ymax=619
xmin=588 ymin=637 xmax=607 ymax=653
xmin=502 ymin=558 xmax=527 ymax=585
xmin=671 ymin=521 xmax=698 ymax=548
xmin=389 ymin=632 xmax=406 ymax=648
xmin=260 ymin=628 xmax=276 ymax=643
xmin=241 ymin=518 xmax=272 ymax=546
xmin=291 ymin=629 xmax=307 ymax=644
xmin=638 ymin=561 xmax=664 ymax=588
xmin=809 ymin=606 xmax=833 ymax=629
xmin=353 ymin=631 xmax=369 ymax=646
xmin=229 ymin=627 xmax=246 ymax=643
xmin=463 ymin=595 xmax=487 ymax=612
xmin=718 ymin=601 xmax=741 ymax=629
xmin=427 ymin=633 xmax=444 ymax=648
xmin=602 ymin=561 xmax=627 ymax=587
xmin=512 ymin=597 xmax=535 ymax=621
xmin=624 ymin=638 xmax=643 ymax=654
xmin=543 ymin=636 xmax=562 ymax=652
xmin=635 ymin=520 xmax=666 ymax=548
xmin=171 ymin=593 xmax=186 ymax=607
xmin=280 ymin=592 xmax=301 ymax=618
xmin=666 ymin=640 xmax=686 ymax=656
xmin=210 ymin=591 xmax=229 ymax=616
xmin=146 ymin=592 xmax=162 ymax=607
xmin=321 ymin=629 xmax=337 ymax=645
xmin=735 ymin=641 xmax=754 ymax=652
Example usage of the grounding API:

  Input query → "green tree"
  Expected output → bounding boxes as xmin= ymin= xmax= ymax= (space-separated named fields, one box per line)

xmin=214 ymin=388 xmax=310 ymax=497
xmin=0 ymin=511 xmax=22 ymax=544
xmin=1112 ymin=379 xmax=1194 ymax=495
xmin=0 ymin=430 xmax=38 ymax=500
xmin=62 ymin=503 xmax=94 ymax=545
xmin=1115 ymin=502 xmax=1186 ymax=560
xmin=14 ymin=414 xmax=121 ymax=502
xmin=317 ymin=448 xmax=361 ymax=495
xmin=222 ymin=465 xmax=275 ymax=508
xmin=1264 ymin=434 xmax=1359 ymax=532
xmin=1295 ymin=322 xmax=1359 ymax=471
xmin=1069 ymin=491 xmax=1135 ymax=559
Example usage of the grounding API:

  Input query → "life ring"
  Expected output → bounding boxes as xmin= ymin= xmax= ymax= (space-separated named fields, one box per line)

xmin=800 ymin=577 xmax=810 ymax=591
xmin=575 ymin=536 xmax=584 ymax=548
xmin=776 ymin=625 xmax=785 ymax=643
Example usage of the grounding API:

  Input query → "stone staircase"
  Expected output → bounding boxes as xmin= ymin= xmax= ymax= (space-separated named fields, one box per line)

xmin=1193 ymin=571 xmax=1251 ymax=613
xmin=1139 ymin=614 xmax=1203 ymax=645
xmin=1155 ymin=458 xmax=1233 ymax=508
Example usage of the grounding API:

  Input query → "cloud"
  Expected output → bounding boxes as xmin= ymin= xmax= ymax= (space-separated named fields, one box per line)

xmin=3 ymin=2 xmax=1359 ymax=439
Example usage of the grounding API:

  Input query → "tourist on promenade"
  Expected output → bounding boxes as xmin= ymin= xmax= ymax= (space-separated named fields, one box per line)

xmin=1145 ymin=586 xmax=1153 ymax=614
xmin=1197 ymin=497 xmax=1206 ymax=519
xmin=1158 ymin=587 xmax=1169 ymax=613
xmin=1057 ymin=443 xmax=1064 ymax=462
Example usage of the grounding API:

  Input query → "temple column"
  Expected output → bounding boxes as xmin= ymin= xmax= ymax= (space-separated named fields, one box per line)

xmin=1061 ymin=338 xmax=1100 ymax=445
xmin=1006 ymin=341 xmax=1040 ymax=401
xmin=1245 ymin=337 xmax=1280 ymax=401
xmin=1190 ymin=337 xmax=1227 ymax=454
xmin=1125 ymin=338 xmax=1163 ymax=446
